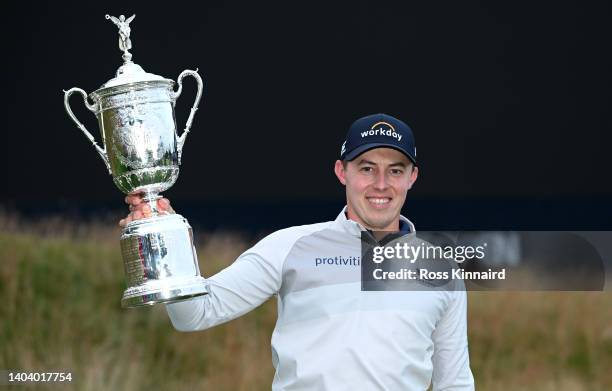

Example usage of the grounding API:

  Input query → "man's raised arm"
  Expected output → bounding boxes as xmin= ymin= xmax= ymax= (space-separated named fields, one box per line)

xmin=119 ymin=194 xmax=310 ymax=332
xmin=165 ymin=234 xmax=286 ymax=331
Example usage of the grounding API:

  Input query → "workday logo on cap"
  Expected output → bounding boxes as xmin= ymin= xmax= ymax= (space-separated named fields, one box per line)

xmin=340 ymin=113 xmax=417 ymax=165
xmin=362 ymin=121 xmax=403 ymax=142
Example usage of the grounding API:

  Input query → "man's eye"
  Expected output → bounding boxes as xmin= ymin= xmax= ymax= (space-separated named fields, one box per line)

xmin=361 ymin=167 xmax=374 ymax=173
xmin=390 ymin=169 xmax=404 ymax=176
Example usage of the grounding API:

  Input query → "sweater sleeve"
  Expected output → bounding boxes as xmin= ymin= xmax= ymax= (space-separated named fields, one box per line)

xmin=431 ymin=288 xmax=475 ymax=390
xmin=165 ymin=226 xmax=311 ymax=331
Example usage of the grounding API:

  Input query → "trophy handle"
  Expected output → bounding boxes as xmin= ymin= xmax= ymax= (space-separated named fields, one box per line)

xmin=63 ymin=87 xmax=112 ymax=174
xmin=172 ymin=69 xmax=204 ymax=165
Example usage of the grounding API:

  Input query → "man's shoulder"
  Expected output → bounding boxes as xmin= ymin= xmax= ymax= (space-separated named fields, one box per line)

xmin=261 ymin=220 xmax=336 ymax=245
xmin=247 ymin=220 xmax=338 ymax=256
xmin=239 ymin=220 xmax=337 ymax=266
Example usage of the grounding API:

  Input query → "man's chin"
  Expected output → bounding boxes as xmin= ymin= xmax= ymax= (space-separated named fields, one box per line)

xmin=362 ymin=214 xmax=397 ymax=231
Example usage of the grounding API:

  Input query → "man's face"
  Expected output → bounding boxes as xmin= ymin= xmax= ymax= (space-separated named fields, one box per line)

xmin=334 ymin=148 xmax=418 ymax=231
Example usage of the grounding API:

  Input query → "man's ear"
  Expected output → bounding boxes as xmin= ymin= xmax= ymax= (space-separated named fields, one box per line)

xmin=407 ymin=165 xmax=419 ymax=190
xmin=334 ymin=160 xmax=347 ymax=185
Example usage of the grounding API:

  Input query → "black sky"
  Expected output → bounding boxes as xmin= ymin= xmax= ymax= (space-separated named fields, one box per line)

xmin=3 ymin=0 xmax=611 ymax=205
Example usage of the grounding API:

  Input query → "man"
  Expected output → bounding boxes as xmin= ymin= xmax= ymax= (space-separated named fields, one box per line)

xmin=120 ymin=113 xmax=475 ymax=390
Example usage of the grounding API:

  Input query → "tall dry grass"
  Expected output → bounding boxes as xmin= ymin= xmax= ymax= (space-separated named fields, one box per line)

xmin=0 ymin=211 xmax=611 ymax=390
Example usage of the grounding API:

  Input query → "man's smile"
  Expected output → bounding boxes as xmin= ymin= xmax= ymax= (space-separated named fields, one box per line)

xmin=366 ymin=197 xmax=392 ymax=209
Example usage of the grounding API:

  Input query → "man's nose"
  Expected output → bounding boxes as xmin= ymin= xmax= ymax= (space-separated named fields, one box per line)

xmin=373 ymin=172 xmax=389 ymax=191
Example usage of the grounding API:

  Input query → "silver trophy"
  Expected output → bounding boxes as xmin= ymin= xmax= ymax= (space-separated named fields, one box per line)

xmin=63 ymin=14 xmax=208 ymax=308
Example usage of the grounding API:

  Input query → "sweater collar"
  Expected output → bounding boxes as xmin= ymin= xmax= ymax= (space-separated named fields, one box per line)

xmin=334 ymin=206 xmax=416 ymax=237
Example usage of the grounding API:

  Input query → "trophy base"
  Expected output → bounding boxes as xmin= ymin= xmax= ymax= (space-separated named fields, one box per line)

xmin=120 ymin=213 xmax=207 ymax=308
xmin=121 ymin=276 xmax=208 ymax=308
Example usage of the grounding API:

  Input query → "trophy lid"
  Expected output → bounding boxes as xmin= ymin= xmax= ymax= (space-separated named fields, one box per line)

xmin=100 ymin=61 xmax=168 ymax=89
xmin=98 ymin=14 xmax=171 ymax=90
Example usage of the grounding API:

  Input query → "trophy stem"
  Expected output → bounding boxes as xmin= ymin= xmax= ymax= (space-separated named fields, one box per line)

xmin=141 ymin=191 xmax=161 ymax=215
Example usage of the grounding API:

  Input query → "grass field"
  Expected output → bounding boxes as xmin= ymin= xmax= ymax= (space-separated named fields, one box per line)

xmin=1 ymin=213 xmax=611 ymax=390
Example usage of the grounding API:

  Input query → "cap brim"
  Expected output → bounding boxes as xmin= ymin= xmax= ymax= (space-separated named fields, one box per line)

xmin=343 ymin=143 xmax=417 ymax=165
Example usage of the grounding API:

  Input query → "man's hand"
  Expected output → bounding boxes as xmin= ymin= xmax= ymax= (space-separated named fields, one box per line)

xmin=119 ymin=194 xmax=174 ymax=228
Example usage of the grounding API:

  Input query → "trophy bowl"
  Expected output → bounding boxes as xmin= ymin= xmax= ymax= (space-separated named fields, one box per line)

xmin=63 ymin=14 xmax=208 ymax=307
xmin=94 ymin=79 xmax=181 ymax=195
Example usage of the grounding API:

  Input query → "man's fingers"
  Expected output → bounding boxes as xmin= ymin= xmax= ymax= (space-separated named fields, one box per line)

xmin=142 ymin=204 xmax=152 ymax=218
xmin=122 ymin=197 xmax=173 ymax=225
xmin=157 ymin=198 xmax=174 ymax=213
xmin=120 ymin=197 xmax=175 ymax=225
xmin=158 ymin=198 xmax=175 ymax=214
xmin=159 ymin=198 xmax=170 ymax=208
xmin=125 ymin=194 xmax=143 ymax=206
xmin=119 ymin=212 xmax=134 ymax=228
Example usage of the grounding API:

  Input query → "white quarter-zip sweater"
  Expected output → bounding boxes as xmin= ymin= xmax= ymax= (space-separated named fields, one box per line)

xmin=166 ymin=208 xmax=475 ymax=390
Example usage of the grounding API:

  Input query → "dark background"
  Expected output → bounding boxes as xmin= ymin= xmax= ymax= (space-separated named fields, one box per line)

xmin=2 ymin=0 xmax=611 ymax=231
